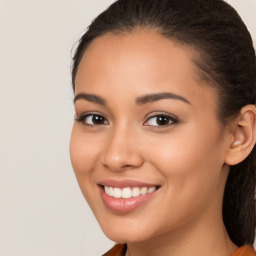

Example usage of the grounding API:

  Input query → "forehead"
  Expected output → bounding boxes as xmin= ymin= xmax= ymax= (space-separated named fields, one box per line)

xmin=77 ymin=30 xmax=198 ymax=84
xmin=75 ymin=29 xmax=217 ymax=111
xmin=79 ymin=30 xmax=196 ymax=72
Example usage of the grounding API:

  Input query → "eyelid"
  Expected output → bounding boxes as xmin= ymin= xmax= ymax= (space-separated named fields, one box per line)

xmin=143 ymin=112 xmax=179 ymax=127
xmin=75 ymin=111 xmax=178 ymax=128
xmin=75 ymin=112 xmax=109 ymax=126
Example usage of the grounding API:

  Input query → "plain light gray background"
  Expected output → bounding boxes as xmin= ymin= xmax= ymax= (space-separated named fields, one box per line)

xmin=0 ymin=1 xmax=255 ymax=255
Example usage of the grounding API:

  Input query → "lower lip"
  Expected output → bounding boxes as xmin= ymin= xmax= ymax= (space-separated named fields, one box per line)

xmin=99 ymin=187 xmax=157 ymax=214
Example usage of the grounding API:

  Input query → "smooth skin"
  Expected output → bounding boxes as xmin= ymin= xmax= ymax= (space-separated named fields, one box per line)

xmin=70 ymin=30 xmax=256 ymax=256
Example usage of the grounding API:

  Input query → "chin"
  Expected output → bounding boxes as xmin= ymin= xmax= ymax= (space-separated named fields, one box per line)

xmin=99 ymin=220 xmax=152 ymax=243
xmin=104 ymin=231 xmax=149 ymax=244
xmin=99 ymin=216 xmax=168 ymax=245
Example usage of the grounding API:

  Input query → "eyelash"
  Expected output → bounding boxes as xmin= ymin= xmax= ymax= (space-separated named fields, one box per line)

xmin=75 ymin=113 xmax=109 ymax=127
xmin=144 ymin=113 xmax=178 ymax=127
xmin=75 ymin=112 xmax=178 ymax=128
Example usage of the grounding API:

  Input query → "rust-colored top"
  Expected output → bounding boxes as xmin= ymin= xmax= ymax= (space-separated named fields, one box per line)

xmin=103 ymin=244 xmax=127 ymax=256
xmin=232 ymin=245 xmax=256 ymax=256
xmin=102 ymin=244 xmax=255 ymax=256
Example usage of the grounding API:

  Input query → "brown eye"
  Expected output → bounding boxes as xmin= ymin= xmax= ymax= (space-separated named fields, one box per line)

xmin=155 ymin=116 xmax=170 ymax=126
xmin=76 ymin=114 xmax=109 ymax=126
xmin=92 ymin=115 xmax=106 ymax=125
xmin=144 ymin=114 xmax=178 ymax=127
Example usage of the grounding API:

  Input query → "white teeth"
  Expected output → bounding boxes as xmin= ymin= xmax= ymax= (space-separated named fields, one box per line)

xmin=122 ymin=187 xmax=132 ymax=199
xmin=104 ymin=186 xmax=157 ymax=198
xmin=132 ymin=187 xmax=140 ymax=197
xmin=141 ymin=187 xmax=147 ymax=195
xmin=113 ymin=188 xmax=122 ymax=198
xmin=148 ymin=186 xmax=156 ymax=193
xmin=108 ymin=187 xmax=114 ymax=196
xmin=104 ymin=186 xmax=109 ymax=194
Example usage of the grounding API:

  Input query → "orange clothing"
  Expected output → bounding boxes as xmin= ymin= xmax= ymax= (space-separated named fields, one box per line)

xmin=232 ymin=245 xmax=256 ymax=256
xmin=103 ymin=244 xmax=126 ymax=256
xmin=103 ymin=244 xmax=255 ymax=256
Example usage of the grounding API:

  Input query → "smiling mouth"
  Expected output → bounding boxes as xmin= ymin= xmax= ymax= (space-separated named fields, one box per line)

xmin=98 ymin=184 xmax=160 ymax=213
xmin=97 ymin=178 xmax=162 ymax=213
xmin=103 ymin=186 xmax=159 ymax=199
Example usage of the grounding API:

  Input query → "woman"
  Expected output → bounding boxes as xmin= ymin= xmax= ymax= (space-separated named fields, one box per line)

xmin=70 ymin=0 xmax=256 ymax=255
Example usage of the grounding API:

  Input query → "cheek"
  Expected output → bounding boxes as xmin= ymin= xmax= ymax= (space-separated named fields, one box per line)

xmin=69 ymin=125 xmax=104 ymax=199
xmin=70 ymin=126 xmax=107 ymax=212
xmin=145 ymin=123 xmax=226 ymax=206
xmin=70 ymin=126 xmax=101 ymax=175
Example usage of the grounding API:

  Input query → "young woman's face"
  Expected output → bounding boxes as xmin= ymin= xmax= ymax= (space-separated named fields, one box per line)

xmin=70 ymin=30 xmax=231 ymax=243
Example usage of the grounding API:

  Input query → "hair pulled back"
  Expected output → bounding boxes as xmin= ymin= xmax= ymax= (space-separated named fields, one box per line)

xmin=72 ymin=0 xmax=256 ymax=246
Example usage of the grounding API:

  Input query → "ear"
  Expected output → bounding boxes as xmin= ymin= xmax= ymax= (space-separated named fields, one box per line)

xmin=225 ymin=104 xmax=256 ymax=166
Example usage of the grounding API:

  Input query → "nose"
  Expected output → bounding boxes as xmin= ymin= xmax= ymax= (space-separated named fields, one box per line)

xmin=101 ymin=126 xmax=144 ymax=172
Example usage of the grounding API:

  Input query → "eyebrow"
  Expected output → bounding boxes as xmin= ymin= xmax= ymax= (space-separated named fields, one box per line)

xmin=135 ymin=92 xmax=191 ymax=105
xmin=73 ymin=92 xmax=190 ymax=106
xmin=74 ymin=93 xmax=106 ymax=105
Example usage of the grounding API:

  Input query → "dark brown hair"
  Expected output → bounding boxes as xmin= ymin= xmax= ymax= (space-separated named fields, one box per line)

xmin=71 ymin=0 xmax=256 ymax=246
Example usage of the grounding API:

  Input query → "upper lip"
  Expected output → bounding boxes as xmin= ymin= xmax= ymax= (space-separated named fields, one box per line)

xmin=97 ymin=179 xmax=160 ymax=188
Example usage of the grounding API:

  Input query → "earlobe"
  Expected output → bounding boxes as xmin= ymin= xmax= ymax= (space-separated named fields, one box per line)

xmin=225 ymin=104 xmax=256 ymax=166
